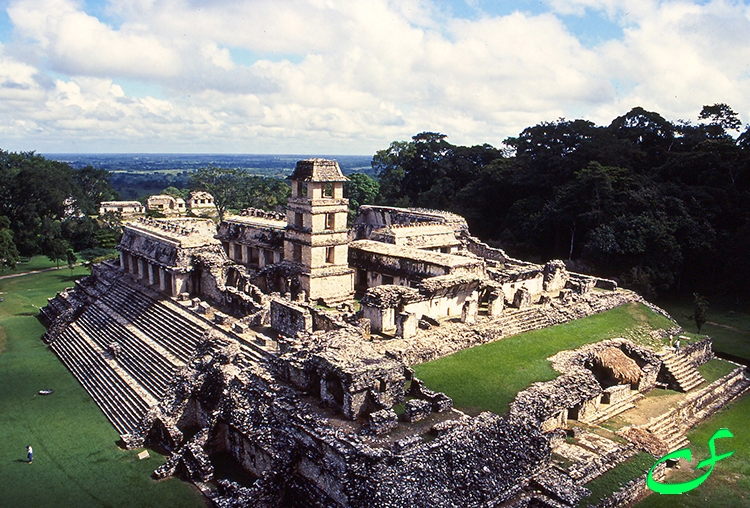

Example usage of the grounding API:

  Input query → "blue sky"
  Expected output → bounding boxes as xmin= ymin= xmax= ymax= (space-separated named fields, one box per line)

xmin=0 ymin=0 xmax=748 ymax=154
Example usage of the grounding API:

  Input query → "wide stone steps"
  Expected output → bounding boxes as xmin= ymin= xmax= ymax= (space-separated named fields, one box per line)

xmin=646 ymin=414 xmax=690 ymax=452
xmin=100 ymin=282 xmax=206 ymax=362
xmin=76 ymin=305 xmax=178 ymax=400
xmin=51 ymin=327 xmax=149 ymax=435
xmin=660 ymin=351 xmax=705 ymax=392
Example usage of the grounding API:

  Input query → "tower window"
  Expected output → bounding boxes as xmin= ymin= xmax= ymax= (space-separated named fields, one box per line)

xmin=293 ymin=244 xmax=302 ymax=262
xmin=295 ymin=212 xmax=304 ymax=229
xmin=325 ymin=213 xmax=335 ymax=230
xmin=326 ymin=246 xmax=335 ymax=264
xmin=323 ymin=182 xmax=333 ymax=197
xmin=300 ymin=182 xmax=308 ymax=197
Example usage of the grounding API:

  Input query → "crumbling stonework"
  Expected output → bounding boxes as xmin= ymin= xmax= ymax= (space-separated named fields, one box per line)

xmin=38 ymin=161 xmax=749 ymax=508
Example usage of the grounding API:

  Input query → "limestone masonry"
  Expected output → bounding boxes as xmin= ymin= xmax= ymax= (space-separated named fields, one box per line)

xmin=41 ymin=159 xmax=749 ymax=507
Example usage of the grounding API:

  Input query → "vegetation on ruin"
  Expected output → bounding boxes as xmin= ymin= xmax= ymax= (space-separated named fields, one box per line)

xmin=413 ymin=303 xmax=675 ymax=416
xmin=0 ymin=266 xmax=204 ymax=508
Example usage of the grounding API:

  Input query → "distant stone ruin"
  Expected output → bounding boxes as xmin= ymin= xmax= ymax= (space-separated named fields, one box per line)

xmin=40 ymin=159 xmax=750 ymax=507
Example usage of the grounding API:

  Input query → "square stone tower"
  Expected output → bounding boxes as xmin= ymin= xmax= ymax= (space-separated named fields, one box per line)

xmin=284 ymin=159 xmax=354 ymax=305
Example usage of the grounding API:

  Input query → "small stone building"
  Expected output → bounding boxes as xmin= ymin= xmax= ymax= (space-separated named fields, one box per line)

xmin=146 ymin=194 xmax=186 ymax=216
xmin=99 ymin=201 xmax=145 ymax=216
xmin=187 ymin=191 xmax=215 ymax=210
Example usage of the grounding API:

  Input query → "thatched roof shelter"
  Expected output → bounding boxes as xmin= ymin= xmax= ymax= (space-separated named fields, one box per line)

xmin=593 ymin=348 xmax=641 ymax=385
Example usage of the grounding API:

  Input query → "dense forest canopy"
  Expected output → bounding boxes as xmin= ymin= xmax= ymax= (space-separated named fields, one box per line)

xmin=2 ymin=103 xmax=748 ymax=298
xmin=372 ymin=105 xmax=750 ymax=298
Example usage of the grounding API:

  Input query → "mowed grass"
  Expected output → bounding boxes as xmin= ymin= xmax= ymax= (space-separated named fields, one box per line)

xmin=576 ymin=453 xmax=656 ymax=507
xmin=0 ymin=267 xmax=205 ymax=508
xmin=657 ymin=297 xmax=750 ymax=360
xmin=0 ymin=255 xmax=72 ymax=276
xmin=635 ymin=394 xmax=750 ymax=508
xmin=413 ymin=303 xmax=674 ymax=416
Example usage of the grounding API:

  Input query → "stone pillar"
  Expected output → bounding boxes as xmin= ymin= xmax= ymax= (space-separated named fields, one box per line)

xmin=139 ymin=258 xmax=148 ymax=281
xmin=258 ymin=249 xmax=266 ymax=268
xmin=487 ymin=288 xmax=504 ymax=318
xmin=396 ymin=312 xmax=418 ymax=339
xmin=461 ymin=293 xmax=478 ymax=325
xmin=159 ymin=268 xmax=168 ymax=292
xmin=173 ymin=274 xmax=188 ymax=297
xmin=513 ymin=287 xmax=531 ymax=309
xmin=148 ymin=263 xmax=156 ymax=286
xmin=244 ymin=245 xmax=251 ymax=266
xmin=119 ymin=251 xmax=127 ymax=272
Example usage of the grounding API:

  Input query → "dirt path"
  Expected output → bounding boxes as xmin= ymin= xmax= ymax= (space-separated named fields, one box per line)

xmin=0 ymin=266 xmax=64 ymax=280
xmin=707 ymin=321 xmax=747 ymax=333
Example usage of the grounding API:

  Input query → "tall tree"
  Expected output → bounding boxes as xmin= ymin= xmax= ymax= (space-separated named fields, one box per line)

xmin=189 ymin=166 xmax=244 ymax=221
xmin=0 ymin=216 xmax=20 ymax=272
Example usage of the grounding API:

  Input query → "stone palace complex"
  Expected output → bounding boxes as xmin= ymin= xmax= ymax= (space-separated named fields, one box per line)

xmin=42 ymin=159 xmax=749 ymax=507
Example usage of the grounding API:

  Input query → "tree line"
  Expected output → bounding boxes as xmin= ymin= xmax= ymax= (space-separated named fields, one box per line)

xmin=369 ymin=104 xmax=750 ymax=298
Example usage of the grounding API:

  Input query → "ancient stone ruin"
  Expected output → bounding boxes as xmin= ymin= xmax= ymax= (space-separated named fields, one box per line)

xmin=41 ymin=159 xmax=750 ymax=507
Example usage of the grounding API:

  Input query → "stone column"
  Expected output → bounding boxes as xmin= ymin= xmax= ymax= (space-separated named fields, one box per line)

xmin=159 ymin=268 xmax=167 ymax=292
xmin=173 ymin=273 xmax=188 ymax=296
xmin=148 ymin=263 xmax=156 ymax=285
xmin=119 ymin=251 xmax=127 ymax=272
xmin=258 ymin=249 xmax=266 ymax=268
xmin=244 ymin=245 xmax=251 ymax=266
xmin=139 ymin=258 xmax=148 ymax=281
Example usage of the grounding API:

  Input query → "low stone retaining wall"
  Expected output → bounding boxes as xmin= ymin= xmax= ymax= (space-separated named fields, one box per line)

xmin=592 ymin=462 xmax=666 ymax=508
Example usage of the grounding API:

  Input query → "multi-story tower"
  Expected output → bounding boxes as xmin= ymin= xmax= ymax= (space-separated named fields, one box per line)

xmin=284 ymin=159 xmax=354 ymax=304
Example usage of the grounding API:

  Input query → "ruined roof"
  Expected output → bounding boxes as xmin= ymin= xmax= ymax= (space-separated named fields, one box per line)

xmin=100 ymin=201 xmax=143 ymax=207
xmin=123 ymin=218 xmax=220 ymax=248
xmin=288 ymin=158 xmax=348 ymax=182
xmin=360 ymin=284 xmax=422 ymax=308
xmin=349 ymin=240 xmax=483 ymax=270
xmin=222 ymin=214 xmax=286 ymax=231
xmin=371 ymin=223 xmax=461 ymax=249
xmin=593 ymin=348 xmax=641 ymax=385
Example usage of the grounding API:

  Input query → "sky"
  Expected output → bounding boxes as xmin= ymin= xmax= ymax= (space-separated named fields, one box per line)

xmin=0 ymin=0 xmax=749 ymax=154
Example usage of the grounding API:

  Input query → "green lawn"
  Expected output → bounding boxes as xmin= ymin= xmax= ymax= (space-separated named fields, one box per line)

xmin=698 ymin=359 xmax=741 ymax=385
xmin=0 ymin=266 xmax=205 ymax=507
xmin=0 ymin=255 xmax=73 ymax=276
xmin=657 ymin=297 xmax=750 ymax=360
xmin=576 ymin=453 xmax=656 ymax=507
xmin=635 ymin=394 xmax=750 ymax=508
xmin=413 ymin=303 xmax=675 ymax=416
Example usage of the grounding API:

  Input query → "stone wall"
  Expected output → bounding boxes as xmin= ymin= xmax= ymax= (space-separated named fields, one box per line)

xmin=594 ymin=462 xmax=666 ymax=508
xmin=270 ymin=298 xmax=312 ymax=336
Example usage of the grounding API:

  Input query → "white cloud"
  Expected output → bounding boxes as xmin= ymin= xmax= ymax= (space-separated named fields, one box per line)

xmin=1 ymin=0 xmax=750 ymax=153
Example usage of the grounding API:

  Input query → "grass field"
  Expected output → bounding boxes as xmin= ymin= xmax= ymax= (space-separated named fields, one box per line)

xmin=0 ymin=255 xmax=74 ymax=276
xmin=657 ymin=297 xmax=750 ymax=360
xmin=576 ymin=453 xmax=656 ymax=507
xmin=0 ymin=266 xmax=205 ymax=508
xmin=413 ymin=302 xmax=675 ymax=416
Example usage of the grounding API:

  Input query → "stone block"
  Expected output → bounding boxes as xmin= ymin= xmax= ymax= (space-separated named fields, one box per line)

xmin=404 ymin=399 xmax=432 ymax=423
xmin=513 ymin=287 xmax=531 ymax=309
xmin=178 ymin=292 xmax=190 ymax=301
xmin=233 ymin=322 xmax=248 ymax=334
xmin=214 ymin=311 xmax=229 ymax=324
xmin=396 ymin=312 xmax=418 ymax=339
xmin=431 ymin=392 xmax=453 ymax=413
xmin=196 ymin=302 xmax=211 ymax=315
xmin=487 ymin=288 xmax=504 ymax=317
xmin=558 ymin=289 xmax=573 ymax=304
xmin=366 ymin=408 xmax=398 ymax=435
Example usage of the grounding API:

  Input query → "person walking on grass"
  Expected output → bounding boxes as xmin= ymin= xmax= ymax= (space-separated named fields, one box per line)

xmin=674 ymin=339 xmax=681 ymax=354
xmin=27 ymin=445 xmax=33 ymax=464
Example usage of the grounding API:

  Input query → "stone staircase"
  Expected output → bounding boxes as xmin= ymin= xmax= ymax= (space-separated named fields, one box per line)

xmin=644 ymin=411 xmax=690 ymax=452
xmin=659 ymin=350 xmax=705 ymax=392
xmin=44 ymin=274 xmax=270 ymax=437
